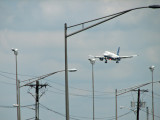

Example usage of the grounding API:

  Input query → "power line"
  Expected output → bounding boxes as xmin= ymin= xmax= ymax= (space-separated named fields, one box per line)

xmin=25 ymin=117 xmax=35 ymax=120
xmin=2 ymin=69 xmax=157 ymax=96
xmin=0 ymin=105 xmax=14 ymax=108
xmin=39 ymin=104 xmax=80 ymax=120
xmin=39 ymin=103 xmax=133 ymax=120
xmin=0 ymin=69 xmax=159 ymax=96
xmin=47 ymin=89 xmax=131 ymax=100
xmin=49 ymin=84 xmax=114 ymax=96
xmin=0 ymin=73 xmax=15 ymax=81
xmin=49 ymin=85 xmax=114 ymax=97
xmin=0 ymin=70 xmax=36 ymax=78
xmin=0 ymin=81 xmax=15 ymax=85
xmin=141 ymin=108 xmax=160 ymax=118
xmin=47 ymin=80 xmax=114 ymax=94
xmin=147 ymin=89 xmax=160 ymax=98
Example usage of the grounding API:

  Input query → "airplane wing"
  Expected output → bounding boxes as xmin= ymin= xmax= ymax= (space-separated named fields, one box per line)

xmin=94 ymin=56 xmax=104 ymax=58
xmin=119 ymin=55 xmax=138 ymax=59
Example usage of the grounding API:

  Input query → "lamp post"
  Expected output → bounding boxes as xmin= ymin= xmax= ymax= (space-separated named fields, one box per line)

xmin=149 ymin=65 xmax=155 ymax=120
xmin=11 ymin=48 xmax=20 ymax=120
xmin=20 ymin=68 xmax=77 ymax=120
xmin=64 ymin=5 xmax=160 ymax=120
xmin=88 ymin=56 xmax=96 ymax=120
xmin=20 ymin=68 xmax=77 ymax=88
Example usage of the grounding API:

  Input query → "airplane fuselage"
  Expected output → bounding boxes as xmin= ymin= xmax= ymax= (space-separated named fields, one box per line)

xmin=104 ymin=51 xmax=120 ymax=61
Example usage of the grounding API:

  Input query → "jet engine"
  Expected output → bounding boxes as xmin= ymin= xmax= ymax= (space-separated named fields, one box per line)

xmin=99 ymin=58 xmax=104 ymax=61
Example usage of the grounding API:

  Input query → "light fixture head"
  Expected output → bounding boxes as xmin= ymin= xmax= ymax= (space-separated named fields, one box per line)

xmin=149 ymin=65 xmax=155 ymax=71
xmin=88 ymin=55 xmax=96 ymax=64
xmin=148 ymin=5 xmax=160 ymax=9
xmin=68 ymin=68 xmax=77 ymax=72
xmin=120 ymin=106 xmax=125 ymax=109
xmin=11 ymin=48 xmax=18 ymax=55
xmin=13 ymin=104 xmax=19 ymax=107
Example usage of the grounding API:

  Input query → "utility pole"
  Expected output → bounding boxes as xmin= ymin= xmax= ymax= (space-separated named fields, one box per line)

xmin=131 ymin=89 xmax=148 ymax=120
xmin=146 ymin=107 xmax=149 ymax=120
xmin=27 ymin=81 xmax=48 ymax=120
xmin=35 ymin=81 xmax=39 ymax=120
xmin=137 ymin=89 xmax=140 ymax=120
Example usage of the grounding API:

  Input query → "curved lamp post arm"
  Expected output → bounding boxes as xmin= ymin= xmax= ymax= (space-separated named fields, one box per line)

xmin=66 ymin=5 xmax=160 ymax=37
xmin=20 ymin=69 xmax=77 ymax=88
xmin=116 ymin=80 xmax=160 ymax=96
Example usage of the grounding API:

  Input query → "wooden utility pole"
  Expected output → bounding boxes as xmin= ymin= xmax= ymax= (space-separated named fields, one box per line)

xmin=35 ymin=81 xmax=39 ymax=120
xmin=27 ymin=81 xmax=48 ymax=120
xmin=137 ymin=89 xmax=140 ymax=120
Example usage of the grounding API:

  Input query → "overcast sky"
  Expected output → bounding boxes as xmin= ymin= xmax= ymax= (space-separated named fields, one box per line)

xmin=0 ymin=0 xmax=160 ymax=120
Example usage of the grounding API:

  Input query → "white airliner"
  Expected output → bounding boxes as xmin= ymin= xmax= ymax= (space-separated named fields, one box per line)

xmin=90 ymin=47 xmax=138 ymax=63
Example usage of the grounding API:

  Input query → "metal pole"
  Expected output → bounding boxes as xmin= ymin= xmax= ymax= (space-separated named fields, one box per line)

xmin=92 ymin=62 xmax=95 ymax=120
xmin=146 ymin=107 xmax=149 ymax=120
xmin=151 ymin=70 xmax=154 ymax=120
xmin=15 ymin=54 xmax=19 ymax=120
xmin=88 ymin=57 xmax=95 ymax=120
xmin=65 ymin=23 xmax=69 ymax=120
xmin=149 ymin=66 xmax=155 ymax=120
xmin=18 ymin=80 xmax=21 ymax=120
xmin=115 ymin=89 xmax=117 ymax=120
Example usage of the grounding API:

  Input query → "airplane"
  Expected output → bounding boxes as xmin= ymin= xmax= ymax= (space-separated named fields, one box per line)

xmin=89 ymin=47 xmax=138 ymax=63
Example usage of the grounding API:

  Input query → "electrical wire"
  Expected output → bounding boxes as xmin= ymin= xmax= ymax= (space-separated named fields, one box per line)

xmin=0 ymin=105 xmax=14 ymax=108
xmin=1 ymin=69 xmax=158 ymax=97
xmin=49 ymin=85 xmax=114 ymax=97
xmin=0 ymin=70 xmax=36 ymax=78
xmin=39 ymin=103 xmax=133 ymax=120
xmin=145 ymin=93 xmax=160 ymax=100
xmin=0 ymin=70 xmax=159 ymax=95
xmin=141 ymin=109 xmax=160 ymax=118
xmin=21 ymin=104 xmax=35 ymax=108
xmin=25 ymin=117 xmax=35 ymax=120
xmin=0 ymin=81 xmax=15 ymax=85
xmin=48 ymin=88 xmax=131 ymax=100
xmin=0 ymin=73 xmax=15 ymax=81
xmin=147 ymin=89 xmax=160 ymax=98
xmin=47 ymin=80 xmax=114 ymax=94
xmin=39 ymin=103 xmax=80 ymax=120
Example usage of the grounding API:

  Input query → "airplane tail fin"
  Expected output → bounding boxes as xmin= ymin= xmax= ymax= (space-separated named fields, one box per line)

xmin=117 ymin=47 xmax=120 ymax=55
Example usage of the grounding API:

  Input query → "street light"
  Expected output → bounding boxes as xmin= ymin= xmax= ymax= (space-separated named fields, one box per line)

xmin=11 ymin=48 xmax=21 ymax=120
xmin=149 ymin=65 xmax=155 ymax=120
xmin=20 ymin=68 xmax=77 ymax=87
xmin=88 ymin=56 xmax=96 ymax=120
xmin=20 ymin=68 xmax=77 ymax=120
xmin=64 ymin=5 xmax=160 ymax=120
xmin=68 ymin=68 xmax=77 ymax=72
